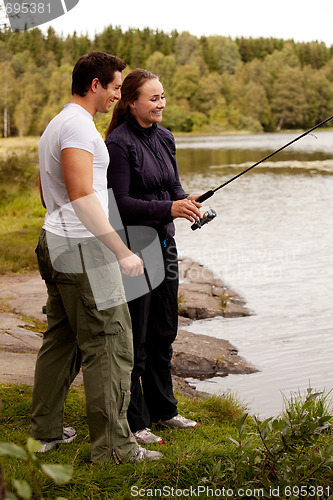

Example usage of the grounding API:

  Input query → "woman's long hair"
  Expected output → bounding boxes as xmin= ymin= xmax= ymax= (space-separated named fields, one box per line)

xmin=105 ymin=68 xmax=158 ymax=137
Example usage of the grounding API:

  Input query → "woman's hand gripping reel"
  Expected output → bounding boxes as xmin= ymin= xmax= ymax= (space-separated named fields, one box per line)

xmin=191 ymin=189 xmax=217 ymax=231
xmin=191 ymin=208 xmax=217 ymax=230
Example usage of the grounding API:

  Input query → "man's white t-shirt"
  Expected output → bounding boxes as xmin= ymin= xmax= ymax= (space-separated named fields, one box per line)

xmin=39 ymin=103 xmax=110 ymax=238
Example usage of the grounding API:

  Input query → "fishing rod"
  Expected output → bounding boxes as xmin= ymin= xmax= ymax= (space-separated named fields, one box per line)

xmin=191 ymin=114 xmax=333 ymax=230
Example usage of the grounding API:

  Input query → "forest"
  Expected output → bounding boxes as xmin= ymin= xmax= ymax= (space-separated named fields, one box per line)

xmin=1 ymin=24 xmax=333 ymax=136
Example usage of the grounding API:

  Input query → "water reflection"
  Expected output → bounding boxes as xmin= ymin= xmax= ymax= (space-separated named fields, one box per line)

xmin=175 ymin=130 xmax=333 ymax=173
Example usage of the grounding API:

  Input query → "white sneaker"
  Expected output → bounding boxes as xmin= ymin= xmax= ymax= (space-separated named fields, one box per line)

xmin=131 ymin=445 xmax=163 ymax=461
xmin=162 ymin=414 xmax=197 ymax=429
xmin=134 ymin=428 xmax=163 ymax=445
xmin=36 ymin=427 xmax=77 ymax=453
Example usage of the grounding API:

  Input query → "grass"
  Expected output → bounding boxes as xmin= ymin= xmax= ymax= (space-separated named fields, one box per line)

xmin=0 ymin=139 xmax=45 ymax=274
xmin=0 ymin=384 xmax=245 ymax=500
xmin=1 ymin=385 xmax=333 ymax=499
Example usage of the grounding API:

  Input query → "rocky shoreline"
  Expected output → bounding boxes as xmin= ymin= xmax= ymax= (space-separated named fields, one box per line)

xmin=0 ymin=259 xmax=258 ymax=396
xmin=171 ymin=258 xmax=258 ymax=396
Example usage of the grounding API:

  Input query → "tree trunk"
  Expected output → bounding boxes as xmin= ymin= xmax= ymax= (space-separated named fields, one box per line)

xmin=3 ymin=105 xmax=8 ymax=138
xmin=0 ymin=465 xmax=6 ymax=500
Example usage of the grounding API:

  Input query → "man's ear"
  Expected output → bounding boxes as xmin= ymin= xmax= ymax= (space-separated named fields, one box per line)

xmin=91 ymin=78 xmax=99 ymax=92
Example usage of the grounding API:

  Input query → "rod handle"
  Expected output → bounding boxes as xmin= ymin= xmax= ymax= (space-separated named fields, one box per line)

xmin=195 ymin=190 xmax=215 ymax=203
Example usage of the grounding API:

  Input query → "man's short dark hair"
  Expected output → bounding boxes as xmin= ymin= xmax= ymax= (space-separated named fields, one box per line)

xmin=72 ymin=51 xmax=127 ymax=96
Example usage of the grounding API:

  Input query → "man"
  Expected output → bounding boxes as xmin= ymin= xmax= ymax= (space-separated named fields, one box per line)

xmin=31 ymin=51 xmax=162 ymax=463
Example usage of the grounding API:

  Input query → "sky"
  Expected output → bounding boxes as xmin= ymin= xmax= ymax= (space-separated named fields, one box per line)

xmin=46 ymin=0 xmax=333 ymax=46
xmin=3 ymin=0 xmax=333 ymax=46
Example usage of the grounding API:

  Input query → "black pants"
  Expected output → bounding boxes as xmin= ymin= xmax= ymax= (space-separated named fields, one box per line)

xmin=127 ymin=238 xmax=179 ymax=432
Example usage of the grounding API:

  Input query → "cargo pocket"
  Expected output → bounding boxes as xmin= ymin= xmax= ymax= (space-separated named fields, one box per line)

xmin=80 ymin=280 xmax=128 ymax=338
xmin=119 ymin=379 xmax=131 ymax=417
xmin=35 ymin=238 xmax=53 ymax=283
xmin=108 ymin=320 xmax=125 ymax=335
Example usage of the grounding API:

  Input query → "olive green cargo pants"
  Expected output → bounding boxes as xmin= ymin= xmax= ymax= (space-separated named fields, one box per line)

xmin=31 ymin=229 xmax=137 ymax=462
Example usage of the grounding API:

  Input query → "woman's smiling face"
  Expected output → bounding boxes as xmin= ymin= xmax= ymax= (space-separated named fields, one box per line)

xmin=129 ymin=78 xmax=166 ymax=128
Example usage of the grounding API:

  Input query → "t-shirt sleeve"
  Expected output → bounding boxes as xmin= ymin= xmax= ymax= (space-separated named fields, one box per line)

xmin=60 ymin=116 xmax=96 ymax=154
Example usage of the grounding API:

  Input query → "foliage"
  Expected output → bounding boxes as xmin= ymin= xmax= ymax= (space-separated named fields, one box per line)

xmin=0 ymin=25 xmax=333 ymax=136
xmin=0 ymin=142 xmax=44 ymax=273
xmin=0 ymin=439 xmax=73 ymax=499
xmin=1 ymin=384 xmax=333 ymax=499
xmin=216 ymin=388 xmax=333 ymax=498
xmin=0 ymin=384 xmax=243 ymax=500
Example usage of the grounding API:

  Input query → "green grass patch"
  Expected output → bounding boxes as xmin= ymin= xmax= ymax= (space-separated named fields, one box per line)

xmin=0 ymin=143 xmax=45 ymax=274
xmin=0 ymin=384 xmax=244 ymax=500
xmin=1 ymin=385 xmax=333 ymax=499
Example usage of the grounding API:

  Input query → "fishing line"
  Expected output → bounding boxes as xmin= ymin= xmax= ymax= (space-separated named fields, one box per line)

xmin=191 ymin=115 xmax=333 ymax=230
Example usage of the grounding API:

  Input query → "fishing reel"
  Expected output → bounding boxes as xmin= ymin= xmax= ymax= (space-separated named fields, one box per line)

xmin=191 ymin=208 xmax=217 ymax=231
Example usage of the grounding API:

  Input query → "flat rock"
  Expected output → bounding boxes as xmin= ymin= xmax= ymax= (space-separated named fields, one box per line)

xmin=0 ymin=327 xmax=42 ymax=353
xmin=0 ymin=272 xmax=47 ymax=323
xmin=178 ymin=257 xmax=251 ymax=319
xmin=172 ymin=329 xmax=258 ymax=379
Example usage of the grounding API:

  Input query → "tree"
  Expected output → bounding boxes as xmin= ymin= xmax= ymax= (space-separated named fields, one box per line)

xmin=238 ymin=81 xmax=271 ymax=131
xmin=45 ymin=26 xmax=63 ymax=65
xmin=174 ymin=31 xmax=200 ymax=65
xmin=232 ymin=61 xmax=272 ymax=130
xmin=236 ymin=36 xmax=285 ymax=63
xmin=145 ymin=51 xmax=177 ymax=90
xmin=37 ymin=63 xmax=72 ymax=133
xmin=0 ymin=61 xmax=15 ymax=137
xmin=271 ymin=67 xmax=308 ymax=129
xmin=209 ymin=96 xmax=229 ymax=131
xmin=296 ymin=41 xmax=330 ymax=69
xmin=303 ymin=66 xmax=333 ymax=125
xmin=192 ymin=72 xmax=223 ymax=115
xmin=162 ymin=103 xmax=193 ymax=132
xmin=171 ymin=64 xmax=200 ymax=109
xmin=130 ymin=30 xmax=145 ymax=67
xmin=13 ymin=63 xmax=46 ymax=136
xmin=205 ymin=36 xmax=242 ymax=74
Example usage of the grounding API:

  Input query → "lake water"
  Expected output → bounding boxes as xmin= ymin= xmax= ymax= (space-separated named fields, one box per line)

xmin=174 ymin=129 xmax=333 ymax=418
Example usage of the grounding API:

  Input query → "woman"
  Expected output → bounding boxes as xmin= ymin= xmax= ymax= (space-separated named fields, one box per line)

xmin=105 ymin=69 xmax=201 ymax=445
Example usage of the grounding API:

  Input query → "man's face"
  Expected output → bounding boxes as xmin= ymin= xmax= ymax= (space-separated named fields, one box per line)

xmin=95 ymin=70 xmax=122 ymax=113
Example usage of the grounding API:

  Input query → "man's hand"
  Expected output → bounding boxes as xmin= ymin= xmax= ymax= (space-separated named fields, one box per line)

xmin=118 ymin=252 xmax=144 ymax=277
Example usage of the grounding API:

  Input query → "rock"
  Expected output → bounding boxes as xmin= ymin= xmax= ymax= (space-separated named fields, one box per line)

xmin=172 ymin=329 xmax=258 ymax=379
xmin=172 ymin=376 xmax=207 ymax=398
xmin=0 ymin=272 xmax=47 ymax=323
xmin=173 ymin=257 xmax=258 ymax=384
xmin=178 ymin=257 xmax=251 ymax=320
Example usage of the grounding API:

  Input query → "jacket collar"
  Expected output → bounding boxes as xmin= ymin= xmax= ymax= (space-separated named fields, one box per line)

xmin=126 ymin=113 xmax=157 ymax=137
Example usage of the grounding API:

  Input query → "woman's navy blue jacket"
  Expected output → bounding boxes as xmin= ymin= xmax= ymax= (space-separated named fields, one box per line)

xmin=105 ymin=114 xmax=187 ymax=241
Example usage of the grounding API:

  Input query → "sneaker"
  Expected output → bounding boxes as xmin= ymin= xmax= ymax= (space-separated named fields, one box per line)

xmin=131 ymin=445 xmax=163 ymax=462
xmin=36 ymin=427 xmax=77 ymax=453
xmin=161 ymin=414 xmax=197 ymax=429
xmin=134 ymin=428 xmax=163 ymax=445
